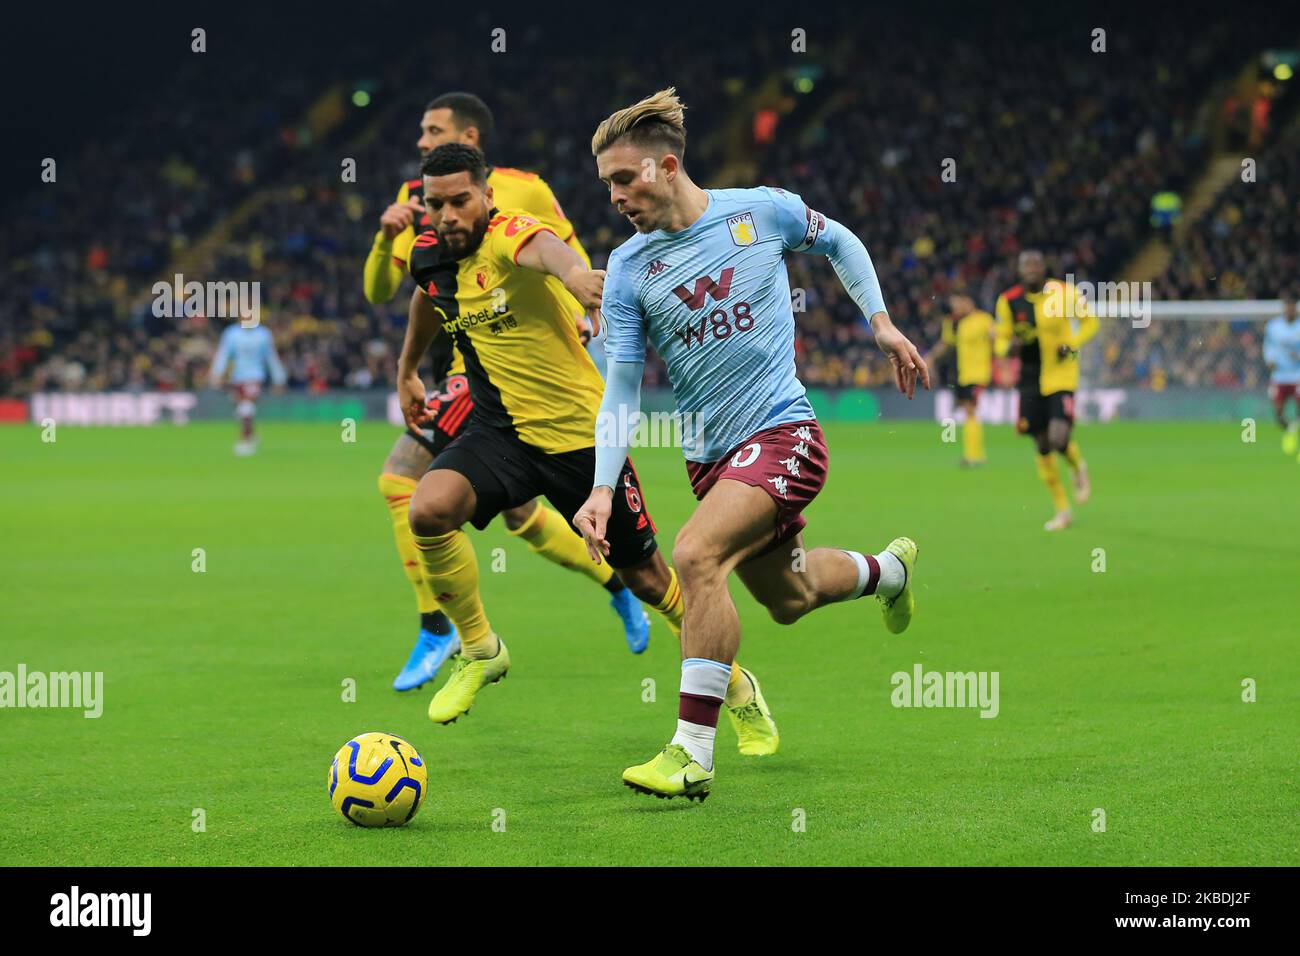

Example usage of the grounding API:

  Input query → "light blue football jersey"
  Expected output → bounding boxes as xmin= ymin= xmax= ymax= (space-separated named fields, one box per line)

xmin=210 ymin=323 xmax=287 ymax=386
xmin=1264 ymin=316 xmax=1300 ymax=384
xmin=602 ymin=186 xmax=843 ymax=463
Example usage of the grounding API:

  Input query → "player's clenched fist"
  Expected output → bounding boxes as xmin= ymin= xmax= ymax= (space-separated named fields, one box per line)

xmin=563 ymin=266 xmax=606 ymax=311
xmin=379 ymin=198 xmax=424 ymax=240
xmin=397 ymin=370 xmax=433 ymax=427
xmin=573 ymin=486 xmax=614 ymax=564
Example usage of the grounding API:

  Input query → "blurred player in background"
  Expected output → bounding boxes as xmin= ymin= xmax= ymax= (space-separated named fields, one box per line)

xmin=1263 ymin=289 xmax=1300 ymax=457
xmin=401 ymin=143 xmax=777 ymax=749
xmin=996 ymin=250 xmax=1097 ymax=531
xmin=207 ymin=320 xmax=286 ymax=456
xmin=363 ymin=92 xmax=650 ymax=693
xmin=927 ymin=291 xmax=994 ymax=466
xmin=576 ymin=89 xmax=929 ymax=802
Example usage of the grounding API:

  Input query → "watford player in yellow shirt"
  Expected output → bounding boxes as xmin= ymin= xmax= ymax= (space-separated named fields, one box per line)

xmin=365 ymin=93 xmax=647 ymax=693
xmin=929 ymin=291 xmax=993 ymax=466
xmin=398 ymin=144 xmax=777 ymax=747
xmin=995 ymin=250 xmax=1098 ymax=530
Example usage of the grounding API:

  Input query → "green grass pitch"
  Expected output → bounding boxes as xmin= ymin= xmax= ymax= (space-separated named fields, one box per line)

xmin=0 ymin=420 xmax=1295 ymax=866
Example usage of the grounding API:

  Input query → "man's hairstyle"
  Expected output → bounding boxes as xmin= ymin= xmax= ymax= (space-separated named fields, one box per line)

xmin=591 ymin=87 xmax=687 ymax=158
xmin=426 ymin=92 xmax=495 ymax=154
xmin=421 ymin=143 xmax=488 ymax=185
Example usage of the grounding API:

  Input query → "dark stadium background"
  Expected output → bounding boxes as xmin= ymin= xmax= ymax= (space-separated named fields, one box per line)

xmin=2 ymin=0 xmax=1298 ymax=404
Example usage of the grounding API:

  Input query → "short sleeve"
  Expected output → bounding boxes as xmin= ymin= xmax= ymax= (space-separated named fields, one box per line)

xmin=489 ymin=213 xmax=558 ymax=266
xmin=602 ymin=253 xmax=648 ymax=364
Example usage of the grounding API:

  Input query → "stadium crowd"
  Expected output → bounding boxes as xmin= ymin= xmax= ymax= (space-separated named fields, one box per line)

xmin=1 ymin=11 xmax=1295 ymax=398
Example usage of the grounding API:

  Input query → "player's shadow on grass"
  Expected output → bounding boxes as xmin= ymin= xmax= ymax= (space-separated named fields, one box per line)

xmin=623 ymin=793 xmax=703 ymax=813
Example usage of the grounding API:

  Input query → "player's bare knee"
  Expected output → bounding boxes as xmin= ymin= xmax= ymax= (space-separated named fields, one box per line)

xmin=1048 ymin=420 xmax=1071 ymax=451
xmin=671 ymin=534 xmax=724 ymax=590
xmin=382 ymin=458 xmax=420 ymax=482
xmin=765 ymin=597 xmax=807 ymax=626
xmin=408 ymin=495 xmax=460 ymax=537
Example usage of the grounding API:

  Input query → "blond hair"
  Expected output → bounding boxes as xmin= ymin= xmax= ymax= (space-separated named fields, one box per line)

xmin=591 ymin=87 xmax=687 ymax=157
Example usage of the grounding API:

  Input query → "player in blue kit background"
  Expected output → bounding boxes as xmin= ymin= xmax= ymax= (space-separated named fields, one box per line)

xmin=574 ymin=89 xmax=932 ymax=801
xmin=208 ymin=321 xmax=287 ymax=456
xmin=1264 ymin=290 xmax=1300 ymax=458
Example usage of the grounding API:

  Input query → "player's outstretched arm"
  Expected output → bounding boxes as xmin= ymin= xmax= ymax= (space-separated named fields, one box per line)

xmin=514 ymin=230 xmax=606 ymax=314
xmin=574 ymin=358 xmax=645 ymax=563
xmin=395 ymin=287 xmax=443 ymax=427
xmin=772 ymin=190 xmax=931 ymax=398
xmin=811 ymin=214 xmax=930 ymax=398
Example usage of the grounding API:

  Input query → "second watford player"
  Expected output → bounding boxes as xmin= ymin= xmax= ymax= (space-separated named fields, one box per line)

xmin=398 ymin=144 xmax=778 ymax=747
xmin=365 ymin=93 xmax=650 ymax=694
xmin=928 ymin=291 xmax=993 ymax=467
xmin=996 ymin=250 xmax=1098 ymax=530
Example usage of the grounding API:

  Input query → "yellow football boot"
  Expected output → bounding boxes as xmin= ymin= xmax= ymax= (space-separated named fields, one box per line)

xmin=622 ymin=744 xmax=713 ymax=802
xmin=427 ymin=637 xmax=510 ymax=724
xmin=879 ymin=537 xmax=918 ymax=634
xmin=726 ymin=668 xmax=779 ymax=756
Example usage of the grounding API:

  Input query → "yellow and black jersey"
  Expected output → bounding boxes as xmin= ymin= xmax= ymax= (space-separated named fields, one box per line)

xmin=942 ymin=309 xmax=994 ymax=387
xmin=407 ymin=209 xmax=604 ymax=455
xmin=994 ymin=280 xmax=1098 ymax=395
xmin=386 ymin=166 xmax=590 ymax=271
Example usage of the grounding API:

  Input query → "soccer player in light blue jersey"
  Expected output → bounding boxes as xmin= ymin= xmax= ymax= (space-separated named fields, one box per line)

xmin=1264 ymin=290 xmax=1300 ymax=457
xmin=574 ymin=89 xmax=932 ymax=801
xmin=208 ymin=321 xmax=287 ymax=456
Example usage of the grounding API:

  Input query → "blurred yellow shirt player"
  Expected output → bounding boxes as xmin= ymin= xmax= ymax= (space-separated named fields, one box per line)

xmin=932 ymin=292 xmax=993 ymax=466
xmin=993 ymin=250 xmax=1099 ymax=530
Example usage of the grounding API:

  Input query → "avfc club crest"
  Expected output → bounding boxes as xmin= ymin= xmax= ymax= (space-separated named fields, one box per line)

xmin=727 ymin=212 xmax=758 ymax=247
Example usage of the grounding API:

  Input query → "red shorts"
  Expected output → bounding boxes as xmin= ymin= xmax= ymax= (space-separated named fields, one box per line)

xmin=1269 ymin=382 xmax=1298 ymax=407
xmin=231 ymin=382 xmax=262 ymax=401
xmin=686 ymin=419 xmax=829 ymax=548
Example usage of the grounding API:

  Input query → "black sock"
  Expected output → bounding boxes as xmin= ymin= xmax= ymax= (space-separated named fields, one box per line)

xmin=421 ymin=611 xmax=453 ymax=636
xmin=604 ymin=577 xmax=626 ymax=595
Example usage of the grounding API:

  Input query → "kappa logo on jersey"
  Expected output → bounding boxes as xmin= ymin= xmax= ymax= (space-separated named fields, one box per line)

xmin=646 ymin=259 xmax=669 ymax=279
xmin=504 ymin=215 xmax=538 ymax=237
xmin=672 ymin=267 xmax=735 ymax=309
xmin=727 ymin=212 xmax=758 ymax=246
